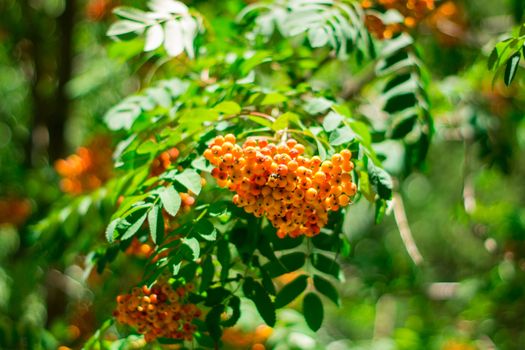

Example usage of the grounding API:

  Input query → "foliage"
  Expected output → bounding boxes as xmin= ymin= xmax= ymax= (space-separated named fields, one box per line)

xmin=1 ymin=0 xmax=525 ymax=349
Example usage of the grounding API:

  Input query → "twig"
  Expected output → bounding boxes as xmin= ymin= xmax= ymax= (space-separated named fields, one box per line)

xmin=279 ymin=127 xmax=288 ymax=144
xmin=340 ymin=63 xmax=377 ymax=100
xmin=392 ymin=192 xmax=424 ymax=265
xmin=463 ymin=140 xmax=476 ymax=214
xmin=247 ymin=111 xmax=276 ymax=122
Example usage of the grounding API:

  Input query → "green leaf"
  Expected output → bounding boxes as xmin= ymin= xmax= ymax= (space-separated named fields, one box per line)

xmin=174 ymin=170 xmax=202 ymax=195
xmin=368 ymin=162 xmax=393 ymax=200
xmin=113 ymin=7 xmax=149 ymax=22
xmin=105 ymin=218 xmax=120 ymax=243
xmin=205 ymin=287 xmax=231 ymax=306
xmin=243 ymin=278 xmax=276 ymax=327
xmin=274 ymin=274 xmax=308 ymax=308
xmin=200 ymin=256 xmax=215 ymax=292
xmin=148 ymin=203 xmax=164 ymax=244
xmin=214 ymin=101 xmax=241 ymax=115
xmin=263 ymin=252 xmax=306 ymax=278
xmin=323 ymin=111 xmax=343 ymax=132
xmin=195 ymin=220 xmax=217 ymax=241
xmin=375 ymin=199 xmax=387 ymax=224
xmin=136 ymin=139 xmax=158 ymax=155
xmin=304 ymin=97 xmax=333 ymax=115
xmin=331 ymin=104 xmax=351 ymax=118
xmin=248 ymin=115 xmax=274 ymax=128
xmin=121 ymin=211 xmax=148 ymax=241
xmin=311 ymin=253 xmax=341 ymax=280
xmin=311 ymin=233 xmax=338 ymax=251
xmin=181 ymin=237 xmax=200 ymax=261
xmin=313 ymin=275 xmax=339 ymax=306
xmin=160 ymin=186 xmax=182 ymax=216
xmin=504 ymin=53 xmax=521 ymax=86
xmin=107 ymin=20 xmax=146 ymax=37
xmin=329 ymin=126 xmax=354 ymax=146
xmin=303 ymin=293 xmax=324 ymax=331
xmin=272 ymin=113 xmax=290 ymax=131
xmin=104 ymin=103 xmax=141 ymax=131
xmin=222 ymin=296 xmax=241 ymax=327
xmin=381 ymin=33 xmax=414 ymax=57
xmin=260 ymin=92 xmax=287 ymax=105
xmin=488 ymin=47 xmax=498 ymax=70
xmin=217 ymin=240 xmax=231 ymax=281
xmin=205 ymin=305 xmax=224 ymax=341
xmin=308 ymin=26 xmax=329 ymax=47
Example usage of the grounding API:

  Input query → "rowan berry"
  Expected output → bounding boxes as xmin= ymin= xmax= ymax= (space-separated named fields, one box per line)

xmin=114 ymin=279 xmax=202 ymax=342
xmin=203 ymin=135 xmax=357 ymax=238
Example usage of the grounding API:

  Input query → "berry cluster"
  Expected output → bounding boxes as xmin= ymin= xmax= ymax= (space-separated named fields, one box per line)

xmin=55 ymin=137 xmax=113 ymax=195
xmin=0 ymin=197 xmax=31 ymax=227
xmin=150 ymin=147 xmax=180 ymax=177
xmin=362 ymin=0 xmax=435 ymax=39
xmin=125 ymin=238 xmax=155 ymax=258
xmin=114 ymin=280 xmax=201 ymax=343
xmin=203 ymin=135 xmax=356 ymax=238
xmin=222 ymin=324 xmax=273 ymax=350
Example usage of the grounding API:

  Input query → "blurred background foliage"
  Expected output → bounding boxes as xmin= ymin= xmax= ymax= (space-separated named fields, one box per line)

xmin=1 ymin=0 xmax=525 ymax=349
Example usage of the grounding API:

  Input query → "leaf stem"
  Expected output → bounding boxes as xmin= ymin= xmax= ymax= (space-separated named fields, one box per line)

xmin=392 ymin=191 xmax=423 ymax=265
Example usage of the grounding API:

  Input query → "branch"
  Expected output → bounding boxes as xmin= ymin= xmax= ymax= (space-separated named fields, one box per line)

xmin=340 ymin=63 xmax=377 ymax=100
xmin=463 ymin=140 xmax=476 ymax=214
xmin=392 ymin=191 xmax=424 ymax=265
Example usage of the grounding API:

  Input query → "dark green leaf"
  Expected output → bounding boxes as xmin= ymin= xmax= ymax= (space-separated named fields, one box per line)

xmin=200 ymin=255 xmax=215 ymax=292
xmin=504 ymin=53 xmax=521 ymax=86
xmin=181 ymin=237 xmax=200 ymax=261
xmin=217 ymin=240 xmax=231 ymax=281
xmin=311 ymin=233 xmax=337 ymax=251
xmin=263 ymin=252 xmax=306 ymax=278
xmin=303 ymin=292 xmax=324 ymax=331
xmin=160 ymin=186 xmax=182 ymax=216
xmin=384 ymin=93 xmax=417 ymax=113
xmin=194 ymin=220 xmax=217 ymax=241
xmin=275 ymin=274 xmax=308 ymax=308
xmin=222 ymin=296 xmax=241 ymax=327
xmin=121 ymin=211 xmax=148 ymax=240
xmin=488 ymin=48 xmax=498 ymax=70
xmin=313 ymin=275 xmax=339 ymax=306
xmin=243 ymin=278 xmax=276 ymax=326
xmin=367 ymin=162 xmax=393 ymax=200
xmin=205 ymin=287 xmax=231 ymax=306
xmin=205 ymin=305 xmax=224 ymax=341
xmin=105 ymin=218 xmax=120 ymax=243
xmin=375 ymin=199 xmax=387 ymax=224
xmin=311 ymin=253 xmax=341 ymax=280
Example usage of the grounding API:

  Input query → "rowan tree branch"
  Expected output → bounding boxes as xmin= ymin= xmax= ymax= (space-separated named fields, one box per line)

xmin=392 ymin=191 xmax=424 ymax=265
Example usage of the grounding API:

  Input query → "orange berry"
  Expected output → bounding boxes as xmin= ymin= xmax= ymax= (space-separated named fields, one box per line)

xmin=313 ymin=171 xmax=327 ymax=184
xmin=213 ymin=136 xmax=225 ymax=146
xmin=320 ymin=160 xmax=333 ymax=172
xmin=293 ymin=144 xmax=305 ymax=155
xmin=277 ymin=164 xmax=288 ymax=176
xmin=305 ymin=188 xmax=318 ymax=201
xmin=331 ymin=153 xmax=343 ymax=165
xmin=224 ymin=134 xmax=236 ymax=143
xmin=338 ymin=194 xmax=350 ymax=206
xmin=340 ymin=149 xmax=351 ymax=160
